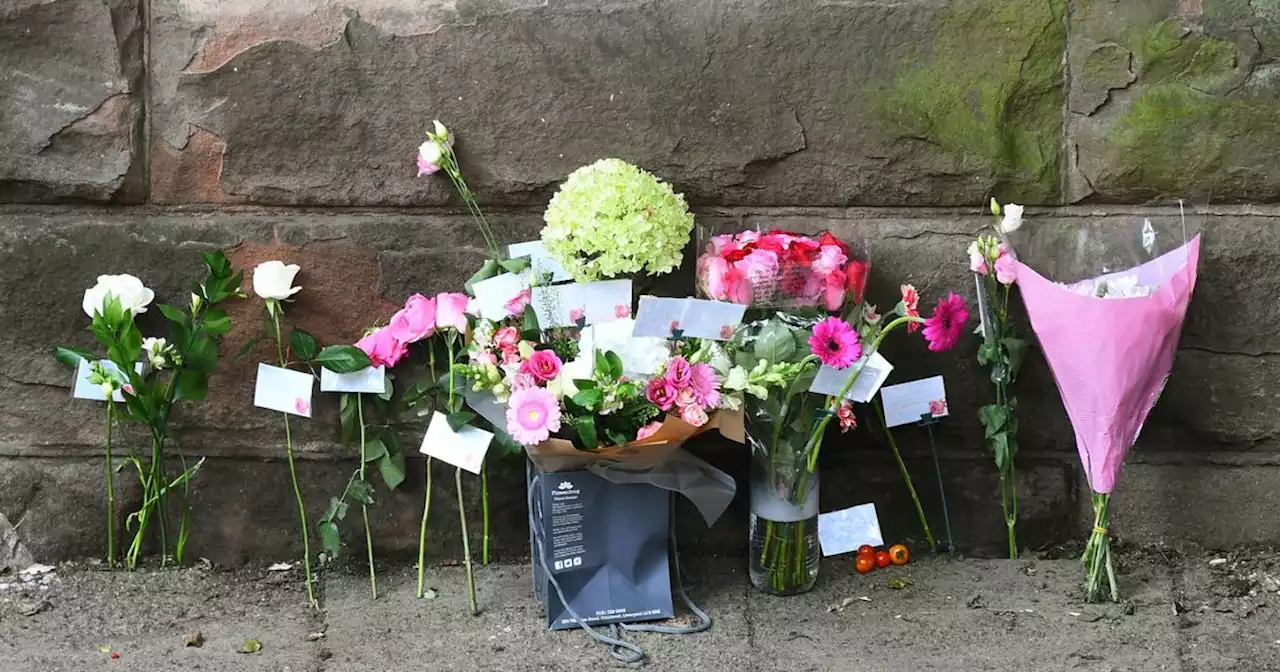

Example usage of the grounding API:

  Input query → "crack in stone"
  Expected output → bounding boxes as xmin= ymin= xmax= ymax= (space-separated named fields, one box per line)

xmin=1180 ymin=344 xmax=1280 ymax=357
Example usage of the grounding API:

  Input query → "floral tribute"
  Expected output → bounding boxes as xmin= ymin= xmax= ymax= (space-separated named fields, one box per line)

xmin=696 ymin=230 xmax=869 ymax=310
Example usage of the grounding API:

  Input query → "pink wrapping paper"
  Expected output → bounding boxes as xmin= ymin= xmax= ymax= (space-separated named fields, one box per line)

xmin=1012 ymin=236 xmax=1201 ymax=493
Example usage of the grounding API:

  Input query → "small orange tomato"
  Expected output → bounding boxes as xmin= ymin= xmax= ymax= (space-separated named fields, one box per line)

xmin=875 ymin=549 xmax=892 ymax=568
xmin=889 ymin=544 xmax=910 ymax=565
xmin=857 ymin=544 xmax=875 ymax=558
xmin=855 ymin=554 xmax=875 ymax=574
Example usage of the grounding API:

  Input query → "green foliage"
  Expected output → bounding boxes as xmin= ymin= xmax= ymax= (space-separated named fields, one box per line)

xmin=314 ymin=345 xmax=371 ymax=373
xmin=289 ymin=329 xmax=318 ymax=361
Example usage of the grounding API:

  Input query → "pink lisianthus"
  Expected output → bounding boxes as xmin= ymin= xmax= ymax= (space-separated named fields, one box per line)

xmin=520 ymin=349 xmax=562 ymax=383
xmin=665 ymin=356 xmax=693 ymax=387
xmin=493 ymin=326 xmax=519 ymax=350
xmin=922 ymin=292 xmax=969 ymax=353
xmin=837 ymin=400 xmax=857 ymax=433
xmin=808 ymin=317 xmax=862 ymax=369
xmin=635 ymin=421 xmax=664 ymax=441
xmin=689 ymin=363 xmax=721 ymax=408
xmin=506 ymin=387 xmax=561 ymax=445
xmin=994 ymin=249 xmax=1017 ymax=286
xmin=435 ymin=292 xmax=472 ymax=332
xmin=646 ymin=377 xmax=678 ymax=411
xmin=387 ymin=293 xmax=436 ymax=344
xmin=356 ymin=327 xmax=409 ymax=368
xmin=901 ymin=284 xmax=921 ymax=334
xmin=680 ymin=404 xmax=709 ymax=427
xmin=505 ymin=287 xmax=532 ymax=316
xmin=968 ymin=240 xmax=989 ymax=275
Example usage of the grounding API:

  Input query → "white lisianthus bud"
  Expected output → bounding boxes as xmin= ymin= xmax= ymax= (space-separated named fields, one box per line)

xmin=191 ymin=292 xmax=203 ymax=312
xmin=99 ymin=381 xmax=115 ymax=397
xmin=990 ymin=197 xmax=1001 ymax=216
xmin=433 ymin=120 xmax=449 ymax=141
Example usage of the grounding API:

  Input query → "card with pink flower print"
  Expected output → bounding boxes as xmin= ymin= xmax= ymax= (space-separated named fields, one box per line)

xmin=531 ymin=279 xmax=632 ymax=328
xmin=470 ymin=272 xmax=529 ymax=321
xmin=420 ymin=411 xmax=493 ymax=474
xmin=632 ymin=296 xmax=747 ymax=340
xmin=879 ymin=375 xmax=949 ymax=428
xmin=253 ymin=363 xmax=314 ymax=418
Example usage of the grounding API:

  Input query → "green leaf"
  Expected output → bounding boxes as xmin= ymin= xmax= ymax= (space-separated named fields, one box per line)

xmin=1002 ymin=337 xmax=1029 ymax=382
xmin=500 ymin=257 xmax=530 ymax=274
xmin=361 ymin=436 xmax=388 ymax=462
xmin=572 ymin=379 xmax=597 ymax=390
xmin=522 ymin=304 xmax=540 ymax=334
xmin=185 ymin=335 xmax=219 ymax=373
xmin=349 ymin=478 xmax=375 ymax=505
xmin=753 ymin=320 xmax=797 ymax=363
xmin=318 ymin=521 xmax=341 ymax=559
xmin=203 ymin=308 xmax=232 ymax=336
xmin=571 ymin=388 xmax=604 ymax=409
xmin=977 ymin=342 xmax=999 ymax=367
xmin=239 ymin=639 xmax=262 ymax=655
xmin=377 ymin=451 xmax=406 ymax=490
xmin=321 ymin=496 xmax=349 ymax=523
xmin=605 ymin=429 xmax=630 ymax=447
xmin=339 ymin=394 xmax=359 ymax=445
xmin=53 ymin=346 xmax=95 ymax=369
xmin=175 ymin=372 xmax=208 ymax=401
xmin=605 ymin=351 xmax=624 ymax=379
xmin=492 ymin=429 xmax=524 ymax=457
xmin=157 ymin=304 xmax=190 ymax=327
xmin=235 ymin=338 xmax=258 ymax=362
xmin=465 ymin=259 xmax=502 ymax=294
xmin=290 ymin=329 xmax=318 ymax=361
xmin=378 ymin=376 xmax=395 ymax=402
xmin=315 ymin=345 xmax=372 ymax=373
xmin=447 ymin=410 xmax=477 ymax=432
xmin=992 ymin=432 xmax=1011 ymax=473
xmin=577 ymin=415 xmax=598 ymax=449
xmin=978 ymin=404 xmax=1009 ymax=439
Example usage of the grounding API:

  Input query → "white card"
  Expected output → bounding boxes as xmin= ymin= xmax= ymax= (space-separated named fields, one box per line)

xmin=879 ymin=375 xmax=949 ymax=428
xmin=818 ymin=503 xmax=884 ymax=557
xmin=253 ymin=363 xmax=314 ymax=417
xmin=470 ymin=272 xmax=528 ymax=321
xmin=583 ymin=279 xmax=633 ymax=324
xmin=72 ymin=359 xmax=143 ymax=402
xmin=532 ymin=280 xmax=632 ymax=328
xmin=632 ymin=296 xmax=745 ymax=340
xmin=319 ymin=365 xmax=386 ymax=394
xmin=809 ymin=351 xmax=894 ymax=403
xmin=420 ymin=411 xmax=493 ymax=474
xmin=508 ymin=240 xmax=571 ymax=283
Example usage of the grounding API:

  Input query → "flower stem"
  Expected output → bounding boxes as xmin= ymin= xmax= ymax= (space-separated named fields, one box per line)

xmin=456 ymin=467 xmax=478 ymax=615
xmin=104 ymin=400 xmax=116 ymax=568
xmin=272 ymin=304 xmax=316 ymax=609
xmin=418 ymin=345 xmax=438 ymax=599
xmin=874 ymin=397 xmax=936 ymax=551
xmin=358 ymin=395 xmax=377 ymax=600
xmin=481 ymin=462 xmax=490 ymax=565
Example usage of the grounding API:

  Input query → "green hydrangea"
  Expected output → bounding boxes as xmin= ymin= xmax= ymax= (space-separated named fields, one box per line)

xmin=541 ymin=158 xmax=694 ymax=282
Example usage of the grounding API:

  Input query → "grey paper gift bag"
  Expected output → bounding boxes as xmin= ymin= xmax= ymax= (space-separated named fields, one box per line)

xmin=528 ymin=467 xmax=674 ymax=630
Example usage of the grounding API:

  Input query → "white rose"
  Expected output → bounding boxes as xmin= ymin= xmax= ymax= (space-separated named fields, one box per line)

xmin=1000 ymin=204 xmax=1024 ymax=233
xmin=252 ymin=260 xmax=302 ymax=301
xmin=82 ymin=274 xmax=155 ymax=319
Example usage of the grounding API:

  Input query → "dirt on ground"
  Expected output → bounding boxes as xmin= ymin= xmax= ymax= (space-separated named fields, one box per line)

xmin=1 ymin=546 xmax=1278 ymax=671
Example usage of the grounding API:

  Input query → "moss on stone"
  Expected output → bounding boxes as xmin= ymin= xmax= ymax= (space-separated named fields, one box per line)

xmin=1135 ymin=19 xmax=1237 ymax=86
xmin=873 ymin=0 xmax=1067 ymax=204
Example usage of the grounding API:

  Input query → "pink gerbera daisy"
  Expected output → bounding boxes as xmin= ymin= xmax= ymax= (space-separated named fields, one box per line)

xmin=808 ymin=317 xmax=861 ymax=368
xmin=506 ymin=387 xmax=561 ymax=445
xmin=922 ymin=292 xmax=969 ymax=353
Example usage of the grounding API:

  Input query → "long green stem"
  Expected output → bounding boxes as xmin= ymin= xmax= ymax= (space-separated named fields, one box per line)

xmin=104 ymin=401 xmax=116 ymax=568
xmin=481 ymin=462 xmax=490 ymax=565
xmin=874 ymin=397 xmax=936 ymax=551
xmin=418 ymin=345 xmax=438 ymax=599
xmin=457 ymin=467 xmax=478 ymax=615
xmin=358 ymin=396 xmax=377 ymax=599
xmin=272 ymin=303 xmax=316 ymax=609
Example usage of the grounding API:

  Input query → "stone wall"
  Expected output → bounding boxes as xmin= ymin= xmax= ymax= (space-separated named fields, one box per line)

xmin=3 ymin=0 xmax=1279 ymax=565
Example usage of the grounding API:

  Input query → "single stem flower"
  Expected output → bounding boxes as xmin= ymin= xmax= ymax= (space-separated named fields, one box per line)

xmin=358 ymin=396 xmax=378 ymax=600
xmin=807 ymin=317 xmax=862 ymax=369
xmin=922 ymin=292 xmax=969 ymax=353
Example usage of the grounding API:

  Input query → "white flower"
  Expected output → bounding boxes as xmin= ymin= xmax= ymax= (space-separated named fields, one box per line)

xmin=418 ymin=140 xmax=444 ymax=167
xmin=252 ymin=261 xmax=302 ymax=301
xmin=433 ymin=120 xmax=449 ymax=141
xmin=82 ymin=274 xmax=155 ymax=319
xmin=586 ymin=319 xmax=669 ymax=378
xmin=547 ymin=357 xmax=592 ymax=399
xmin=142 ymin=337 xmax=174 ymax=370
xmin=1000 ymin=204 xmax=1024 ymax=233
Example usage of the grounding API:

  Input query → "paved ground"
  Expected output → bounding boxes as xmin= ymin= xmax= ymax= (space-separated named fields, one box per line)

xmin=1 ymin=547 xmax=1279 ymax=671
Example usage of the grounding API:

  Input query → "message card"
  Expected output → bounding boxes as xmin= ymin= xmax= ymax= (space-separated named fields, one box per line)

xmin=319 ymin=365 xmax=387 ymax=394
xmin=632 ymin=296 xmax=746 ymax=340
xmin=531 ymin=280 xmax=632 ymax=328
xmin=254 ymin=363 xmax=315 ymax=417
xmin=470 ymin=272 xmax=528 ymax=321
xmin=879 ymin=375 xmax=948 ymax=428
xmin=72 ymin=359 xmax=143 ymax=402
xmin=508 ymin=240 xmax=571 ymax=283
xmin=808 ymin=351 xmax=894 ymax=403
xmin=420 ymin=411 xmax=493 ymax=474
xmin=818 ymin=503 xmax=884 ymax=557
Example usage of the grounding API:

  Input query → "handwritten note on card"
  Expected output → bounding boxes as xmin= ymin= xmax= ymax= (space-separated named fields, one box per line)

xmin=509 ymin=240 xmax=571 ymax=283
xmin=879 ymin=375 xmax=948 ymax=428
xmin=420 ymin=411 xmax=493 ymax=474
xmin=818 ymin=503 xmax=884 ymax=557
xmin=631 ymin=296 xmax=746 ymax=340
xmin=808 ymin=351 xmax=895 ymax=403
xmin=531 ymin=280 xmax=632 ymax=328
xmin=254 ymin=363 xmax=314 ymax=418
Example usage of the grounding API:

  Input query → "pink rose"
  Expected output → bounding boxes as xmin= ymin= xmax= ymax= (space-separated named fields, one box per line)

xmin=734 ymin=249 xmax=779 ymax=288
xmin=387 ymin=293 xmax=436 ymax=344
xmin=665 ymin=356 xmax=693 ymax=387
xmin=502 ymin=347 xmax=522 ymax=366
xmin=356 ymin=327 xmax=409 ymax=368
xmin=513 ymin=372 xmax=539 ymax=390
xmin=994 ymin=250 xmax=1017 ymax=286
xmin=709 ymin=234 xmax=736 ymax=257
xmin=675 ymin=386 xmax=698 ymax=410
xmin=635 ymin=421 xmax=664 ymax=441
xmin=494 ymin=326 xmax=519 ymax=350
xmin=435 ymin=292 xmax=471 ymax=332
xmin=505 ymin=287 xmax=531 ymax=316
xmin=823 ymin=269 xmax=847 ymax=312
xmin=520 ymin=349 xmax=562 ymax=383
xmin=725 ymin=265 xmax=753 ymax=305
xmin=680 ymin=404 xmax=709 ymax=427
xmin=700 ymin=256 xmax=731 ymax=301
xmin=646 ymin=377 xmax=678 ymax=411
xmin=738 ymin=230 xmax=761 ymax=243
xmin=812 ymin=245 xmax=848 ymax=276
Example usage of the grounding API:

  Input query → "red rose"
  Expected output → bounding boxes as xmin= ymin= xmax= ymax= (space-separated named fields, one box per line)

xmin=819 ymin=231 xmax=849 ymax=255
xmin=845 ymin=259 xmax=870 ymax=304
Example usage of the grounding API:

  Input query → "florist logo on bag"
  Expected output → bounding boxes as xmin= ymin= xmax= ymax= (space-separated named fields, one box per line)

xmin=558 ymin=481 xmax=573 ymax=490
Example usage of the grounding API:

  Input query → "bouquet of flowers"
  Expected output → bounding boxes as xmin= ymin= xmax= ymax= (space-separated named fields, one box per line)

xmin=695 ymin=230 xmax=870 ymax=309
xmin=1007 ymin=212 xmax=1201 ymax=601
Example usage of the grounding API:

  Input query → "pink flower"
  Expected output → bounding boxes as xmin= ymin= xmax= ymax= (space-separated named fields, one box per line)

xmin=680 ymin=404 xmax=709 ymax=427
xmin=493 ymin=326 xmax=519 ymax=350
xmin=901 ymin=284 xmax=921 ymax=334
xmin=813 ymin=245 xmax=848 ymax=276
xmin=738 ymin=230 xmax=761 ymax=244
xmin=416 ymin=152 xmax=440 ymax=177
xmin=506 ymin=387 xmax=561 ymax=445
xmin=505 ymin=288 xmax=532 ymax=316
xmin=295 ymin=397 xmax=311 ymax=415
xmin=435 ymin=292 xmax=471 ymax=332
xmin=122 ymin=384 xmax=135 ymax=396
xmin=969 ymin=245 xmax=988 ymax=275
xmin=665 ymin=356 xmax=693 ymax=387
xmin=646 ymin=377 xmax=678 ymax=411
xmin=357 ymin=327 xmax=409 ymax=368
xmin=615 ymin=304 xmax=631 ymax=319
xmin=502 ymin=347 xmax=523 ymax=366
xmin=675 ymin=387 xmax=698 ymax=409
xmin=994 ymin=251 xmax=1017 ymax=286
xmin=387 ymin=294 xmax=437 ymax=344
xmin=808 ymin=317 xmax=861 ymax=369
xmin=690 ymin=363 xmax=721 ymax=408
xmin=700 ymin=256 xmax=731 ymax=301
xmin=570 ymin=308 xmax=585 ymax=324
xmin=734 ymin=249 xmax=779 ymax=289
xmin=719 ymin=325 xmax=734 ymax=340
xmin=512 ymin=372 xmax=539 ymax=390
xmin=824 ymin=269 xmax=847 ymax=312
xmin=929 ymin=399 xmax=948 ymax=416
xmin=472 ymin=350 xmax=497 ymax=366
xmin=520 ymin=349 xmax=562 ymax=383
xmin=725 ymin=265 xmax=752 ymax=305
xmin=635 ymin=421 xmax=664 ymax=441
xmin=922 ymin=292 xmax=969 ymax=353
xmin=837 ymin=400 xmax=857 ymax=433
